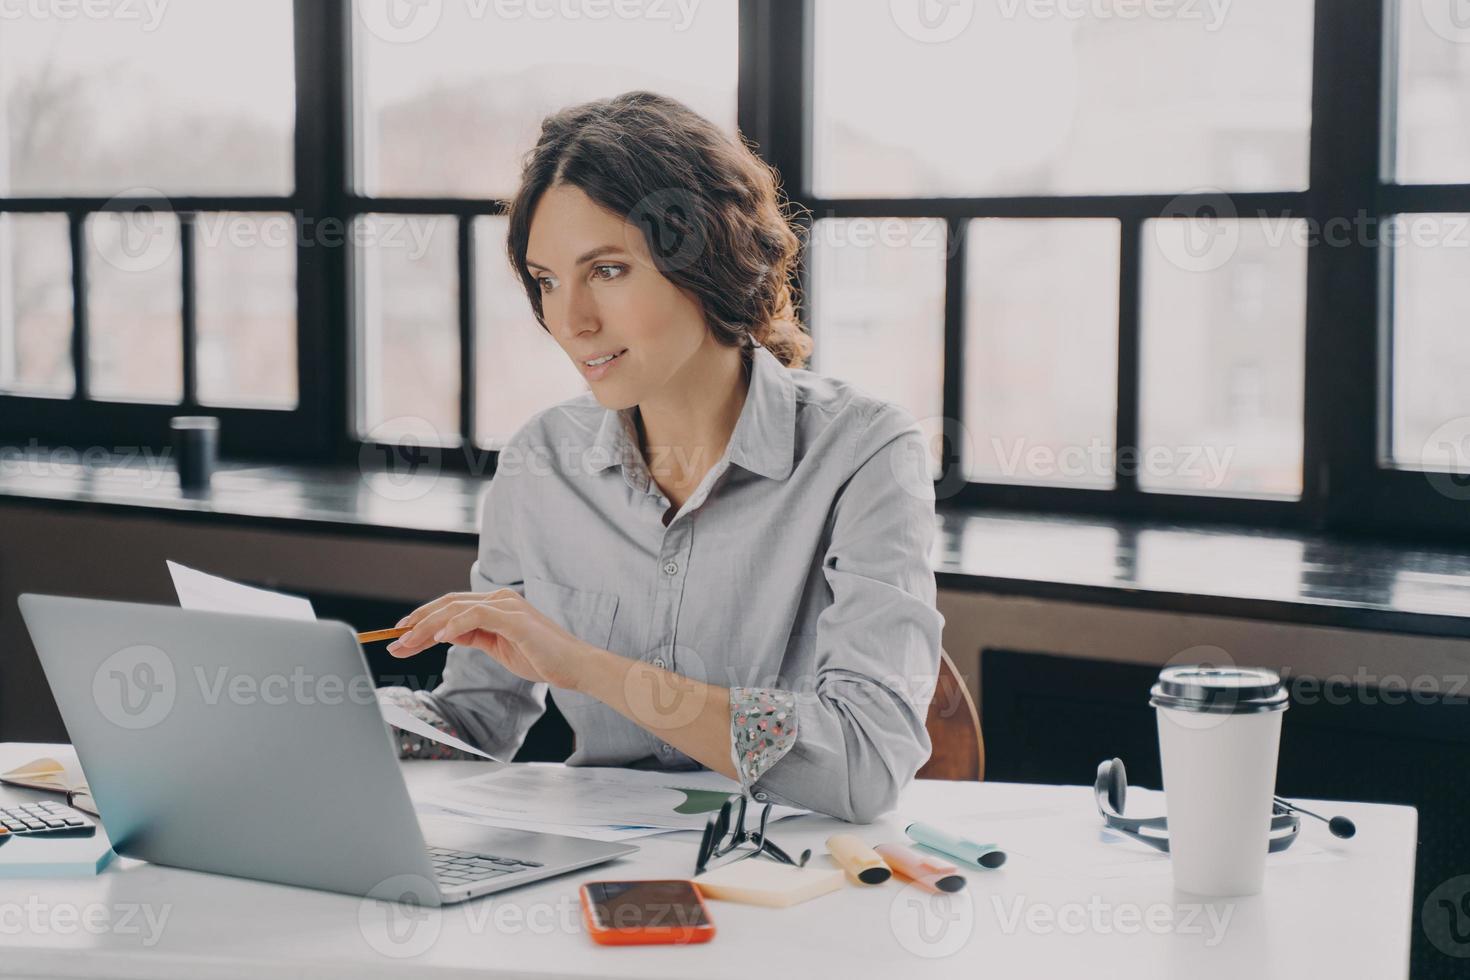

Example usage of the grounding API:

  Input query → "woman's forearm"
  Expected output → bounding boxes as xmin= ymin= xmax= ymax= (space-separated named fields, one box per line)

xmin=573 ymin=645 xmax=739 ymax=782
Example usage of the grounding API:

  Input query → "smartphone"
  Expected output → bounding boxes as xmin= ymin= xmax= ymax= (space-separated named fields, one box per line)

xmin=579 ymin=879 xmax=716 ymax=946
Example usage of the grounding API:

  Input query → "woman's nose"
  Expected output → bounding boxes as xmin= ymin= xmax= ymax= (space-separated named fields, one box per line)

xmin=559 ymin=284 xmax=600 ymax=337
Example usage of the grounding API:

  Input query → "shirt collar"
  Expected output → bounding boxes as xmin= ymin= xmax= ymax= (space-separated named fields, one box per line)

xmin=589 ymin=343 xmax=797 ymax=484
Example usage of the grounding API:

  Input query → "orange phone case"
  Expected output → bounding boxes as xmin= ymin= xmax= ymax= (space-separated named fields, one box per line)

xmin=580 ymin=880 xmax=717 ymax=946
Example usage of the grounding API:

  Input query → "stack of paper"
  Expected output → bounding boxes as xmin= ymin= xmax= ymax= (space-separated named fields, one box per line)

xmin=413 ymin=800 xmax=661 ymax=843
xmin=694 ymin=860 xmax=845 ymax=907
xmin=418 ymin=764 xmax=808 ymax=841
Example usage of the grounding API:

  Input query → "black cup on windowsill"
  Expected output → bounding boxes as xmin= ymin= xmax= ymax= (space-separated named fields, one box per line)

xmin=170 ymin=416 xmax=219 ymax=493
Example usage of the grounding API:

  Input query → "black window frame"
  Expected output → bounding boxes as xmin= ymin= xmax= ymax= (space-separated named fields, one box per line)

xmin=1 ymin=0 xmax=1467 ymax=542
xmin=0 ymin=2 xmax=342 ymax=461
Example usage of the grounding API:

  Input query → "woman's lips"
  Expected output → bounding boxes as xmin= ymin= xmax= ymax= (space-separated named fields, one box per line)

xmin=581 ymin=348 xmax=627 ymax=381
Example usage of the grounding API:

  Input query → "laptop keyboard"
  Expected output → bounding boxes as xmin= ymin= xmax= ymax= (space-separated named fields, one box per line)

xmin=428 ymin=845 xmax=543 ymax=886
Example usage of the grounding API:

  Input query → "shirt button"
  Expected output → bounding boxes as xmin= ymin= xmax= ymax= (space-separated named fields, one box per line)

xmin=652 ymin=657 xmax=666 ymax=669
xmin=662 ymin=561 xmax=678 ymax=575
xmin=755 ymin=792 xmax=769 ymax=802
xmin=660 ymin=743 xmax=673 ymax=755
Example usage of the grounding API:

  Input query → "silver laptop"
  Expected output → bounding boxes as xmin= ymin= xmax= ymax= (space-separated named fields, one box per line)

xmin=18 ymin=593 xmax=637 ymax=906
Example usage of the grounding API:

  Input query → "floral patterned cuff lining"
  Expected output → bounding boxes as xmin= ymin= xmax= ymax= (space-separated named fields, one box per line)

xmin=379 ymin=686 xmax=480 ymax=761
xmin=729 ymin=687 xmax=798 ymax=798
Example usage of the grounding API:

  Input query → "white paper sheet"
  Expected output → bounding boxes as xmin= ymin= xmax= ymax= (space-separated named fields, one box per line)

xmin=422 ymin=763 xmax=808 ymax=831
xmin=375 ymin=691 xmax=500 ymax=762
xmin=167 ymin=560 xmax=503 ymax=761
xmin=412 ymin=800 xmax=672 ymax=842
xmin=167 ymin=560 xmax=316 ymax=620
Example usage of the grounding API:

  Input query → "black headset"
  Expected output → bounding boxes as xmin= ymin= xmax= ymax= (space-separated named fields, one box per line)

xmin=1093 ymin=758 xmax=1355 ymax=854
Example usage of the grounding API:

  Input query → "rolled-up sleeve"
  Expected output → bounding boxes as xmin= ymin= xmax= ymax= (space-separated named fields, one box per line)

xmin=747 ymin=403 xmax=943 ymax=823
xmin=421 ymin=449 xmax=550 ymax=761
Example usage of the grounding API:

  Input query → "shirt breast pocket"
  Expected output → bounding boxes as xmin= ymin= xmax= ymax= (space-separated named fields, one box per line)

xmin=523 ymin=577 xmax=619 ymax=651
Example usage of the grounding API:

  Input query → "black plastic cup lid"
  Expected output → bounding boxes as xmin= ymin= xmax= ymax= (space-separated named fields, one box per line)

xmin=1149 ymin=665 xmax=1288 ymax=715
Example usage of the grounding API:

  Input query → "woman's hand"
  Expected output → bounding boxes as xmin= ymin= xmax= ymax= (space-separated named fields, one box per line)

xmin=387 ymin=589 xmax=597 ymax=691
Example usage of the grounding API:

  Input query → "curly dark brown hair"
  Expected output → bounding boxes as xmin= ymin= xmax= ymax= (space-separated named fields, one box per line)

xmin=505 ymin=91 xmax=812 ymax=369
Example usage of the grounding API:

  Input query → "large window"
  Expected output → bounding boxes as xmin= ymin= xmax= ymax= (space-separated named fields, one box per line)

xmin=1385 ymin=6 xmax=1470 ymax=475
xmin=1 ymin=0 xmax=1466 ymax=539
xmin=0 ymin=3 xmax=294 ymax=196
xmin=354 ymin=0 xmax=738 ymax=199
xmin=0 ymin=0 xmax=301 ymax=456
xmin=812 ymin=1 xmax=1313 ymax=198
xmin=807 ymin=0 xmax=1317 ymax=508
xmin=963 ymin=219 xmax=1119 ymax=490
xmin=349 ymin=0 xmax=739 ymax=449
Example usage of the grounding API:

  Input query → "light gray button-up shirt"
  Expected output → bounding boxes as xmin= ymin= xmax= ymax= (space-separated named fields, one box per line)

xmin=427 ymin=344 xmax=944 ymax=823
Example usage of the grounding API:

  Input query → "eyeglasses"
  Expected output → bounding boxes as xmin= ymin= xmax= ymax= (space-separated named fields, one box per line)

xmin=694 ymin=795 xmax=811 ymax=877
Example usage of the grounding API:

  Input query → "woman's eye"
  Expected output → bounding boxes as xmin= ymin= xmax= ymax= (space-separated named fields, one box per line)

xmin=591 ymin=264 xmax=625 ymax=282
xmin=536 ymin=276 xmax=557 ymax=293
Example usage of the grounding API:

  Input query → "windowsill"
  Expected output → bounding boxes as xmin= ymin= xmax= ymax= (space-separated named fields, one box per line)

xmin=3 ymin=450 xmax=1470 ymax=639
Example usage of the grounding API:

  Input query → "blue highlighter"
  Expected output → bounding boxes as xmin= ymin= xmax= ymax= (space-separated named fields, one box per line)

xmin=905 ymin=821 xmax=1008 ymax=870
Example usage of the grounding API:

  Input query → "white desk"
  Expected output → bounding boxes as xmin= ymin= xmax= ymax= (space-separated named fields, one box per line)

xmin=0 ymin=743 xmax=1416 ymax=980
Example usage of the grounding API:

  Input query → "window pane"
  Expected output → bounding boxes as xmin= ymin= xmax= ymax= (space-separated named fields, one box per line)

xmin=1394 ymin=1 xmax=1470 ymax=184
xmin=196 ymin=213 xmax=298 ymax=409
xmin=356 ymin=214 xmax=459 ymax=444
xmin=808 ymin=218 xmax=946 ymax=468
xmin=0 ymin=213 xmax=73 ymax=396
xmin=1140 ymin=218 xmax=1307 ymax=497
xmin=0 ymin=1 xmax=294 ymax=196
xmin=1389 ymin=214 xmax=1470 ymax=471
xmin=354 ymin=0 xmax=739 ymax=198
xmin=964 ymin=219 xmax=1118 ymax=488
xmin=813 ymin=0 xmax=1313 ymax=197
xmin=473 ymin=216 xmax=585 ymax=448
xmin=85 ymin=210 xmax=182 ymax=403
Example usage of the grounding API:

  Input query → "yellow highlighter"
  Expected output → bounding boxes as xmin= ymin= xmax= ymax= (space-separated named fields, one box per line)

xmin=826 ymin=833 xmax=892 ymax=885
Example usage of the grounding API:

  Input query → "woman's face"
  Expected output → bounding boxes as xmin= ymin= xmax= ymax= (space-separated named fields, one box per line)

xmin=525 ymin=183 xmax=711 ymax=411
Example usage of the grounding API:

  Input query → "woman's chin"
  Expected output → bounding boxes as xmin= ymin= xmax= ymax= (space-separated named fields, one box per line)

xmin=587 ymin=385 xmax=638 ymax=411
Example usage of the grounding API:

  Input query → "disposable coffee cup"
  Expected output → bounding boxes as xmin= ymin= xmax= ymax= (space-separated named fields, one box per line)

xmin=1151 ymin=665 xmax=1288 ymax=897
xmin=170 ymin=416 xmax=219 ymax=492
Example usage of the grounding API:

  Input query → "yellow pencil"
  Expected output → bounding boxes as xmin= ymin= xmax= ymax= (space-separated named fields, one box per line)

xmin=356 ymin=626 xmax=411 ymax=644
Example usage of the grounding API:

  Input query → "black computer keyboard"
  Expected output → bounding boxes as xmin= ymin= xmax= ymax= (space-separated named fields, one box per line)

xmin=0 ymin=800 xmax=96 ymax=839
xmin=428 ymin=845 xmax=542 ymax=885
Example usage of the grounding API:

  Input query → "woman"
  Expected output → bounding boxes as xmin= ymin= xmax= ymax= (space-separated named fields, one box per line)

xmin=380 ymin=91 xmax=943 ymax=824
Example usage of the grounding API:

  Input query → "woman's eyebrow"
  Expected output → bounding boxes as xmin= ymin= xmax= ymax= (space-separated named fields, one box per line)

xmin=525 ymin=245 xmax=625 ymax=272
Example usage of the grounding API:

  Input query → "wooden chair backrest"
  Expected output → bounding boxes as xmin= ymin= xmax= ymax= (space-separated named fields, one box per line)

xmin=916 ymin=648 xmax=985 ymax=782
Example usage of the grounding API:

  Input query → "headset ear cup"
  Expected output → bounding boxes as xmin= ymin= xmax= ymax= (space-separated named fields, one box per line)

xmin=1108 ymin=757 xmax=1128 ymax=814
